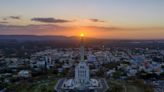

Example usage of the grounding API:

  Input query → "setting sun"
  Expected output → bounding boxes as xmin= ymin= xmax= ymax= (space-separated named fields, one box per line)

xmin=80 ymin=33 xmax=84 ymax=37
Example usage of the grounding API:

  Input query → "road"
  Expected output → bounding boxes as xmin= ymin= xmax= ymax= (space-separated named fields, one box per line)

xmin=55 ymin=78 xmax=66 ymax=92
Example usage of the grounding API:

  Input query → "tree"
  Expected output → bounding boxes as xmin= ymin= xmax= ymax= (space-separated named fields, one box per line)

xmin=144 ymin=85 xmax=154 ymax=92
xmin=96 ymin=69 xmax=105 ymax=77
xmin=41 ymin=86 xmax=47 ymax=92
xmin=112 ymin=70 xmax=124 ymax=79
xmin=106 ymin=85 xmax=123 ymax=92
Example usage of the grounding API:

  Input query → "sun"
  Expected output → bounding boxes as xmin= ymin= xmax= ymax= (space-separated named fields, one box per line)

xmin=80 ymin=33 xmax=84 ymax=37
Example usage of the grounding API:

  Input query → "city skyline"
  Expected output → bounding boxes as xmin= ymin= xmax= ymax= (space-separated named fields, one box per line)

xmin=0 ymin=0 xmax=164 ymax=39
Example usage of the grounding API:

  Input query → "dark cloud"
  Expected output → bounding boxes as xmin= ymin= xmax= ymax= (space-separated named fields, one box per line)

xmin=3 ymin=18 xmax=7 ymax=20
xmin=9 ymin=16 xmax=21 ymax=19
xmin=0 ymin=21 xmax=8 ymax=24
xmin=89 ymin=18 xmax=104 ymax=22
xmin=85 ymin=26 xmax=164 ymax=31
xmin=0 ymin=24 xmax=68 ymax=31
xmin=0 ymin=24 xmax=71 ymax=35
xmin=0 ymin=16 xmax=21 ymax=20
xmin=85 ymin=26 xmax=123 ymax=31
xmin=31 ymin=17 xmax=72 ymax=23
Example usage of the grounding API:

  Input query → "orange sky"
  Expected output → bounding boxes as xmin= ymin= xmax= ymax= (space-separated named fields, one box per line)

xmin=0 ymin=0 xmax=164 ymax=39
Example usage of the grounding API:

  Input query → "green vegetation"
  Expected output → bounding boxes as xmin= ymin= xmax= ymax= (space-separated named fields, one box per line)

xmin=0 ymin=83 xmax=8 ymax=90
xmin=34 ymin=80 xmax=57 ymax=92
xmin=7 ymin=75 xmax=57 ymax=92
xmin=106 ymin=79 xmax=153 ymax=92
xmin=106 ymin=80 xmax=123 ymax=92
xmin=102 ymin=62 xmax=120 ymax=69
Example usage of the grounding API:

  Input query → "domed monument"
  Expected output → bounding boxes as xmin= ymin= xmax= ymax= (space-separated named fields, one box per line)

xmin=55 ymin=33 xmax=108 ymax=92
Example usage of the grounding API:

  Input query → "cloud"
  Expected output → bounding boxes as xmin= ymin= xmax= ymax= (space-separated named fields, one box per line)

xmin=85 ymin=26 xmax=123 ymax=31
xmin=0 ymin=21 xmax=8 ymax=24
xmin=89 ymin=18 xmax=104 ymax=22
xmin=31 ymin=17 xmax=72 ymax=23
xmin=0 ymin=24 xmax=72 ymax=35
xmin=0 ymin=24 xmax=68 ymax=31
xmin=3 ymin=18 xmax=7 ymax=20
xmin=9 ymin=16 xmax=21 ymax=20
xmin=85 ymin=26 xmax=164 ymax=31
xmin=0 ymin=16 xmax=21 ymax=20
xmin=0 ymin=24 xmax=164 ymax=37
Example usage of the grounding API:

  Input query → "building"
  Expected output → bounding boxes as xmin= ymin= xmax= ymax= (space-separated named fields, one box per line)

xmin=55 ymin=34 xmax=109 ymax=92
xmin=18 ymin=70 xmax=31 ymax=78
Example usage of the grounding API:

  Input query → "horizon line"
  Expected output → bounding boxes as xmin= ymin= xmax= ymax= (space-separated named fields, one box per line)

xmin=0 ymin=34 xmax=164 ymax=40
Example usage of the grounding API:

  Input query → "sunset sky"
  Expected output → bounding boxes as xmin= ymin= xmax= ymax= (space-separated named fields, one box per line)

xmin=0 ymin=0 xmax=164 ymax=39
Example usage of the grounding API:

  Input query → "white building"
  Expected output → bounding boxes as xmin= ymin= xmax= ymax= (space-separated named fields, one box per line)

xmin=30 ymin=56 xmax=55 ymax=69
xmin=87 ymin=53 xmax=96 ymax=62
xmin=18 ymin=70 xmax=31 ymax=78
xmin=61 ymin=34 xmax=101 ymax=91
xmin=74 ymin=62 xmax=90 ymax=89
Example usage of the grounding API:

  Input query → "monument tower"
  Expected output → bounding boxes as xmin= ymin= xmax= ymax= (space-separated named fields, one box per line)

xmin=55 ymin=33 xmax=109 ymax=92
xmin=75 ymin=33 xmax=90 ymax=89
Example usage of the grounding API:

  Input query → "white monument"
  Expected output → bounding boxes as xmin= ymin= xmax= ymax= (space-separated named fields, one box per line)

xmin=62 ymin=33 xmax=100 ymax=90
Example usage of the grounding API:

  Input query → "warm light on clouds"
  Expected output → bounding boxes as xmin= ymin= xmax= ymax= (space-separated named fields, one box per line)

xmin=0 ymin=0 xmax=164 ymax=39
xmin=0 ymin=24 xmax=164 ymax=39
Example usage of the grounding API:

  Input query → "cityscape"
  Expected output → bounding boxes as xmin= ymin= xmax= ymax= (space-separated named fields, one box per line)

xmin=0 ymin=0 xmax=164 ymax=92
xmin=0 ymin=35 xmax=164 ymax=92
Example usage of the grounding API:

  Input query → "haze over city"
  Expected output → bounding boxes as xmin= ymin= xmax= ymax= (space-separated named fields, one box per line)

xmin=0 ymin=0 xmax=164 ymax=39
xmin=1 ymin=1 xmax=164 ymax=92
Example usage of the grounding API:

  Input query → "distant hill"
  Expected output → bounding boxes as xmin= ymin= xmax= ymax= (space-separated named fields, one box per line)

xmin=0 ymin=35 xmax=71 ymax=41
xmin=0 ymin=35 xmax=164 ymax=48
